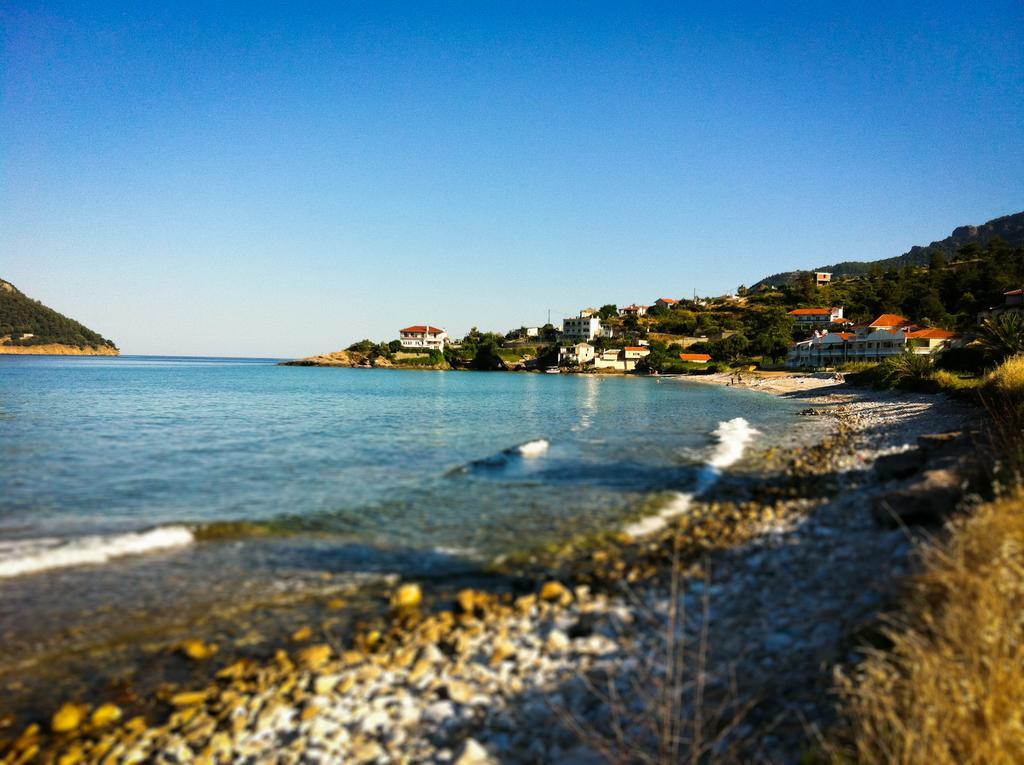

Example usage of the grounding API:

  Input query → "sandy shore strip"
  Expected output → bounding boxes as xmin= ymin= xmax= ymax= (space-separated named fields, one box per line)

xmin=668 ymin=369 xmax=847 ymax=395
xmin=0 ymin=386 xmax=977 ymax=764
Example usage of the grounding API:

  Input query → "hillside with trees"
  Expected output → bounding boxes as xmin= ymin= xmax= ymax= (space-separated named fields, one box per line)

xmin=751 ymin=210 xmax=1024 ymax=289
xmin=0 ymin=279 xmax=118 ymax=354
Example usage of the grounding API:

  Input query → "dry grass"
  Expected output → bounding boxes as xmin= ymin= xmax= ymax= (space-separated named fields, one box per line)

xmin=985 ymin=353 xmax=1024 ymax=399
xmin=560 ymin=549 xmax=757 ymax=764
xmin=836 ymin=491 xmax=1024 ymax=764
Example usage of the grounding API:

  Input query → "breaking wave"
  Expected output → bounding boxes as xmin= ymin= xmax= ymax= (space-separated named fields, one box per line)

xmin=623 ymin=417 xmax=758 ymax=538
xmin=0 ymin=526 xmax=195 ymax=578
xmin=450 ymin=438 xmax=550 ymax=473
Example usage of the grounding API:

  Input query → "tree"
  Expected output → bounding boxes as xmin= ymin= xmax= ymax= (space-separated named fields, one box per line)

xmin=387 ymin=340 xmax=403 ymax=353
xmin=747 ymin=308 xmax=794 ymax=361
xmin=709 ymin=334 xmax=750 ymax=362
xmin=598 ymin=304 xmax=618 ymax=320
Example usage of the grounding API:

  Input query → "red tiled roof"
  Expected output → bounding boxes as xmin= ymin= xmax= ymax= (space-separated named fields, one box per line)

xmin=906 ymin=328 xmax=957 ymax=339
xmin=831 ymin=317 xmax=854 ymax=324
xmin=656 ymin=297 xmax=678 ymax=304
xmin=869 ymin=314 xmax=913 ymax=328
xmin=625 ymin=346 xmax=649 ymax=352
xmin=788 ymin=307 xmax=835 ymax=315
xmin=400 ymin=325 xmax=445 ymax=334
xmin=679 ymin=353 xmax=712 ymax=362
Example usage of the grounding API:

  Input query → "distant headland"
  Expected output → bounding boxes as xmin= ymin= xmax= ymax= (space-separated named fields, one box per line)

xmin=0 ymin=279 xmax=119 ymax=356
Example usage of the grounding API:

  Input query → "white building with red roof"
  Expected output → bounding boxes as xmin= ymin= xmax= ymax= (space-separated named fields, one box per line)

xmin=786 ymin=315 xmax=958 ymax=368
xmin=618 ymin=304 xmax=649 ymax=317
xmin=399 ymin=325 xmax=448 ymax=350
xmin=787 ymin=306 xmax=844 ymax=325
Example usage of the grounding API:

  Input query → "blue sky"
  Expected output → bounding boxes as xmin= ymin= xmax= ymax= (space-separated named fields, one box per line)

xmin=2 ymin=1 xmax=1022 ymax=357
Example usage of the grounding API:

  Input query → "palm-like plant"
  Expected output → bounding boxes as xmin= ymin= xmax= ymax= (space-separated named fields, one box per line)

xmin=977 ymin=312 xmax=1024 ymax=362
xmin=881 ymin=352 xmax=935 ymax=388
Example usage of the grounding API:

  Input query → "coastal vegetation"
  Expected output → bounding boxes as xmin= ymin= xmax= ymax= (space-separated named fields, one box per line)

xmin=835 ymin=352 xmax=1024 ymax=762
xmin=751 ymin=209 xmax=1024 ymax=289
xmin=0 ymin=278 xmax=117 ymax=352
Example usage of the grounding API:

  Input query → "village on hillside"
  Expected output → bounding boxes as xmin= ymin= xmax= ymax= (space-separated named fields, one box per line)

xmin=392 ymin=278 xmax=1020 ymax=377
xmin=314 ymin=237 xmax=1023 ymax=381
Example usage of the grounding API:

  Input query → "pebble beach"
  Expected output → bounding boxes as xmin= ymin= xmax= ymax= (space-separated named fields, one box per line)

xmin=1 ymin=383 xmax=976 ymax=765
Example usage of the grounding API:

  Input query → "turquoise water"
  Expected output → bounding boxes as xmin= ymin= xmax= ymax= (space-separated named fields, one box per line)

xmin=0 ymin=356 xmax=823 ymax=718
xmin=1 ymin=356 xmax=812 ymax=557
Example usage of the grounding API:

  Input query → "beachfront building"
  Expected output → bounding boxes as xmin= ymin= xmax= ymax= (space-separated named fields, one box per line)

xmin=787 ymin=306 xmax=844 ymax=326
xmin=618 ymin=304 xmax=649 ymax=317
xmin=653 ymin=298 xmax=678 ymax=310
xmin=558 ymin=342 xmax=595 ymax=367
xmin=786 ymin=315 xmax=958 ymax=368
xmin=679 ymin=353 xmax=712 ymax=364
xmin=399 ymin=325 xmax=448 ymax=351
xmin=562 ymin=315 xmax=603 ymax=341
xmin=594 ymin=346 xmax=650 ymax=371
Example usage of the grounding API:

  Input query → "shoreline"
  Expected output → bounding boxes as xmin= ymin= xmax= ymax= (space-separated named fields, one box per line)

xmin=0 ymin=385 xmax=977 ymax=763
xmin=0 ymin=344 xmax=119 ymax=356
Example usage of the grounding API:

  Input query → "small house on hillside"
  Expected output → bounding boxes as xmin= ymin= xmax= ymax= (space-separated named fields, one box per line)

xmin=815 ymin=272 xmax=832 ymax=287
xmin=653 ymin=298 xmax=678 ymax=310
xmin=399 ymin=325 xmax=448 ymax=350
xmin=788 ymin=307 xmax=844 ymax=325
xmin=619 ymin=304 xmax=649 ymax=317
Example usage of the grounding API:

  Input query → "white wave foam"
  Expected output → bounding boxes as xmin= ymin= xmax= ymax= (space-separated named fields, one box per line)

xmin=623 ymin=491 xmax=694 ymax=538
xmin=0 ymin=526 xmax=195 ymax=578
xmin=707 ymin=417 xmax=759 ymax=469
xmin=515 ymin=439 xmax=550 ymax=458
xmin=624 ymin=417 xmax=759 ymax=538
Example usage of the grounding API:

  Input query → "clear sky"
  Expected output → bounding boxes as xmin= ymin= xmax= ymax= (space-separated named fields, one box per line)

xmin=2 ymin=1 xmax=1022 ymax=357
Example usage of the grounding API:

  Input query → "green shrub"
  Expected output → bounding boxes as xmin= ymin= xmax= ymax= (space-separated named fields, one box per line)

xmin=879 ymin=353 xmax=936 ymax=390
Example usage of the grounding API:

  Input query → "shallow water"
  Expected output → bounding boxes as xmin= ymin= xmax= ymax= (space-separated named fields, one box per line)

xmin=0 ymin=356 xmax=823 ymax=722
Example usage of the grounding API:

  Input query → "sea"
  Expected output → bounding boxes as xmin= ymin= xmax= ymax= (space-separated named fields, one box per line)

xmin=0 ymin=355 xmax=824 ymax=722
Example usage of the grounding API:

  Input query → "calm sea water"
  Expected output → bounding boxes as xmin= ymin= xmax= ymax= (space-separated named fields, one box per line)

xmin=0 ymin=355 xmax=822 ymax=717
xmin=1 ymin=355 xmax=816 ymax=555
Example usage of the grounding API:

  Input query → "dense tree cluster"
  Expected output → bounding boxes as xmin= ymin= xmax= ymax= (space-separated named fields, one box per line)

xmin=0 ymin=280 xmax=116 ymax=349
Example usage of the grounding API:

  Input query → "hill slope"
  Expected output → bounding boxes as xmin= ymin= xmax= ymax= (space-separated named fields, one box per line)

xmin=0 ymin=279 xmax=118 ymax=355
xmin=752 ymin=210 xmax=1024 ymax=288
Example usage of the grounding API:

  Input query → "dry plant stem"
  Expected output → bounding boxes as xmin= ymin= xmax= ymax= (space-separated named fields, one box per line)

xmin=560 ymin=530 xmax=756 ymax=764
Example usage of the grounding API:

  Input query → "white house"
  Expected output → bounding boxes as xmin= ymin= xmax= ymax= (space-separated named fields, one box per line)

xmin=786 ymin=314 xmax=957 ymax=368
xmin=562 ymin=315 xmax=602 ymax=341
xmin=559 ymin=343 xmax=595 ymax=366
xmin=593 ymin=346 xmax=650 ymax=371
xmin=524 ymin=327 xmax=540 ymax=337
xmin=399 ymin=325 xmax=448 ymax=350
xmin=618 ymin=304 xmax=649 ymax=317
xmin=787 ymin=307 xmax=844 ymax=326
